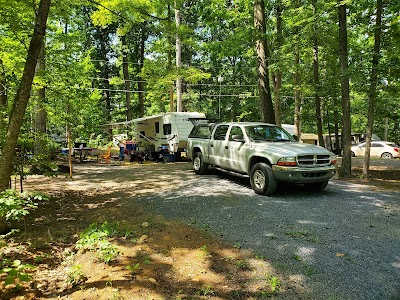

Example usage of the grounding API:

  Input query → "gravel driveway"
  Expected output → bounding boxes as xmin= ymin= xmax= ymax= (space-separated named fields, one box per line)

xmin=134 ymin=162 xmax=400 ymax=300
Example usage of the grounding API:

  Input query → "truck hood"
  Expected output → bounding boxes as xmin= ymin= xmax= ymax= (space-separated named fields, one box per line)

xmin=251 ymin=141 xmax=333 ymax=156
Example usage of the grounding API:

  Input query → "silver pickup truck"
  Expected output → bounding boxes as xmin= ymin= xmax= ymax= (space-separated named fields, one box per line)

xmin=187 ymin=122 xmax=337 ymax=196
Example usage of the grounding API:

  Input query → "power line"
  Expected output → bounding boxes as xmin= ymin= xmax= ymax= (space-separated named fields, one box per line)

xmin=89 ymin=77 xmax=147 ymax=83
xmin=46 ymin=84 xmax=257 ymax=97
xmin=87 ymin=77 xmax=257 ymax=87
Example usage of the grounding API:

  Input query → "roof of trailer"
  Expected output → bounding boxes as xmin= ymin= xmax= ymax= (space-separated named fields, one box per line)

xmin=102 ymin=112 xmax=206 ymax=127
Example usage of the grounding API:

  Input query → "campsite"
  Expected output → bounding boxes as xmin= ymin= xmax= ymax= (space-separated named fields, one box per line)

xmin=1 ymin=1 xmax=400 ymax=299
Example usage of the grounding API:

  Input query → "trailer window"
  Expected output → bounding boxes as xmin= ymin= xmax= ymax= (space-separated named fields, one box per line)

xmin=155 ymin=122 xmax=160 ymax=133
xmin=163 ymin=124 xmax=172 ymax=135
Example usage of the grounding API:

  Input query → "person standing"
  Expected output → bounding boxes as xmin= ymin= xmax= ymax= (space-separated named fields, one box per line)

xmin=118 ymin=140 xmax=125 ymax=161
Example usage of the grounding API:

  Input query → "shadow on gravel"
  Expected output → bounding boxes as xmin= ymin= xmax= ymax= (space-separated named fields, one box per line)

xmin=210 ymin=167 xmax=340 ymax=198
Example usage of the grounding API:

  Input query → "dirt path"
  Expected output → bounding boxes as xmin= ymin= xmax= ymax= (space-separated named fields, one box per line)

xmin=1 ymin=158 xmax=399 ymax=300
xmin=1 ymin=162 xmax=289 ymax=300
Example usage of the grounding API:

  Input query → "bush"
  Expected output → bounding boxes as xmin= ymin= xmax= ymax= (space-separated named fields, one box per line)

xmin=0 ymin=190 xmax=48 ymax=234
xmin=76 ymin=222 xmax=120 ymax=263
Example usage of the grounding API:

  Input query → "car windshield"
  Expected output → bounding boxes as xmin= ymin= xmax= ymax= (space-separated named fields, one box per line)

xmin=245 ymin=125 xmax=294 ymax=142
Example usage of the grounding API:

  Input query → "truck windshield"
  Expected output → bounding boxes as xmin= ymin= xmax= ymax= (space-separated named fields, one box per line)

xmin=245 ymin=125 xmax=294 ymax=142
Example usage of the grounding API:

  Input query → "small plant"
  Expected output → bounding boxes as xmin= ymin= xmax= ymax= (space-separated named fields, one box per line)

xmin=0 ymin=259 xmax=35 ymax=288
xmin=66 ymin=265 xmax=87 ymax=286
xmin=233 ymin=259 xmax=251 ymax=270
xmin=258 ymin=275 xmax=281 ymax=297
xmin=199 ymin=245 xmax=209 ymax=257
xmin=126 ymin=263 xmax=140 ymax=274
xmin=293 ymin=254 xmax=303 ymax=261
xmin=267 ymin=276 xmax=281 ymax=294
xmin=106 ymin=279 xmax=113 ymax=287
xmin=198 ymin=284 xmax=215 ymax=296
xmin=76 ymin=222 xmax=121 ymax=263
xmin=0 ymin=189 xmax=48 ymax=234
xmin=233 ymin=243 xmax=242 ymax=249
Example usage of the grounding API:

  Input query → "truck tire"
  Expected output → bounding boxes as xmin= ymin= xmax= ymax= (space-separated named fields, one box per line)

xmin=304 ymin=180 xmax=329 ymax=191
xmin=250 ymin=163 xmax=277 ymax=196
xmin=193 ymin=152 xmax=209 ymax=175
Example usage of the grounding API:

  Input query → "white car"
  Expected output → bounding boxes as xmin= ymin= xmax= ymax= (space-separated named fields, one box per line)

xmin=351 ymin=141 xmax=400 ymax=159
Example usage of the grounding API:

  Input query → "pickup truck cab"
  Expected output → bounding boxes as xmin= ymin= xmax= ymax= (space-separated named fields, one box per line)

xmin=187 ymin=122 xmax=337 ymax=196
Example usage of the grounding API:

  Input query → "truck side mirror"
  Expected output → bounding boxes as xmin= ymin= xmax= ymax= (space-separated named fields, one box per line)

xmin=232 ymin=135 xmax=245 ymax=143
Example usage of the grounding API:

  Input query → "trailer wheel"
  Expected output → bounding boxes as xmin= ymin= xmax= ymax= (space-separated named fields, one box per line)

xmin=193 ymin=152 xmax=209 ymax=175
xmin=250 ymin=163 xmax=277 ymax=196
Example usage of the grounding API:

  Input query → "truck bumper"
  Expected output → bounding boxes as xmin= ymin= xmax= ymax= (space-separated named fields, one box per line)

xmin=272 ymin=165 xmax=337 ymax=183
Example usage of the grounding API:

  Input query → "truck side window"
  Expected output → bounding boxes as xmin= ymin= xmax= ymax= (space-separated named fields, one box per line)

xmin=213 ymin=125 xmax=229 ymax=140
xmin=229 ymin=126 xmax=244 ymax=140
xmin=155 ymin=122 xmax=160 ymax=134
xmin=163 ymin=124 xmax=172 ymax=135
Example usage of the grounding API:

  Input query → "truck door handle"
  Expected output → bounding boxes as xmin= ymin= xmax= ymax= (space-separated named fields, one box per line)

xmin=225 ymin=146 xmax=229 ymax=149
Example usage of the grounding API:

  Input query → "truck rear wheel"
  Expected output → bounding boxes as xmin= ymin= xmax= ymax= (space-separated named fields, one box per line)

xmin=193 ymin=152 xmax=209 ymax=175
xmin=250 ymin=163 xmax=277 ymax=196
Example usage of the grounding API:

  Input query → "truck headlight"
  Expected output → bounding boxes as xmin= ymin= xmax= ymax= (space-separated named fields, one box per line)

xmin=277 ymin=157 xmax=297 ymax=166
xmin=330 ymin=154 xmax=337 ymax=165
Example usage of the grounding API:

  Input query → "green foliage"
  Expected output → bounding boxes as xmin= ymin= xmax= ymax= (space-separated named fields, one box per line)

xmin=76 ymin=222 xmax=121 ymax=263
xmin=125 ymin=262 xmax=140 ymax=274
xmin=66 ymin=265 xmax=87 ymax=286
xmin=0 ymin=190 xmax=48 ymax=222
xmin=0 ymin=259 xmax=35 ymax=288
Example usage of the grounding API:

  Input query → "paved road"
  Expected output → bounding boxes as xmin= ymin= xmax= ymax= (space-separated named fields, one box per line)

xmin=135 ymin=163 xmax=400 ymax=300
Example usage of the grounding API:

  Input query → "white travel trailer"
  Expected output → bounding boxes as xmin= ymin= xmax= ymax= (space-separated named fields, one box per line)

xmin=108 ymin=112 xmax=207 ymax=155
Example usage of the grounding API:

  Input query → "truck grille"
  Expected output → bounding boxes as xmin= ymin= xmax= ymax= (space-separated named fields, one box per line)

xmin=297 ymin=155 xmax=331 ymax=167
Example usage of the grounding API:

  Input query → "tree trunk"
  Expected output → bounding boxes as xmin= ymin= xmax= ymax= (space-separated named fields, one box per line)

xmin=168 ymin=4 xmax=174 ymax=112
xmin=254 ymin=0 xmax=275 ymax=124
xmin=362 ymin=0 xmax=383 ymax=179
xmin=273 ymin=0 xmax=283 ymax=127
xmin=294 ymin=51 xmax=301 ymax=139
xmin=34 ymin=47 xmax=48 ymax=158
xmin=100 ymin=29 xmax=112 ymax=140
xmin=0 ymin=58 xmax=7 ymax=137
xmin=338 ymin=2 xmax=352 ymax=177
xmin=121 ymin=36 xmax=132 ymax=122
xmin=0 ymin=0 xmax=51 ymax=192
xmin=312 ymin=0 xmax=324 ymax=147
xmin=175 ymin=4 xmax=183 ymax=112
xmin=137 ymin=26 xmax=146 ymax=118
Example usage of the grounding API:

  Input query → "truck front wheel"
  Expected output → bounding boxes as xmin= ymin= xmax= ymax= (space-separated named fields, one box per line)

xmin=193 ymin=152 xmax=209 ymax=175
xmin=250 ymin=163 xmax=277 ymax=196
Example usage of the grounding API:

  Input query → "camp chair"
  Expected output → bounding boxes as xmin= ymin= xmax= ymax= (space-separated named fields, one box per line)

xmin=101 ymin=147 xmax=112 ymax=164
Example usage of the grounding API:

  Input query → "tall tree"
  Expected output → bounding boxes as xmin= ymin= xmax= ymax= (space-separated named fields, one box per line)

xmin=362 ymin=0 xmax=383 ymax=178
xmin=312 ymin=0 xmax=324 ymax=147
xmin=292 ymin=0 xmax=301 ymax=138
xmin=338 ymin=1 xmax=351 ymax=177
xmin=33 ymin=47 xmax=48 ymax=158
xmin=0 ymin=0 xmax=51 ymax=191
xmin=121 ymin=35 xmax=132 ymax=121
xmin=272 ymin=0 xmax=283 ymax=127
xmin=175 ymin=3 xmax=183 ymax=112
xmin=0 ymin=58 xmax=7 ymax=138
xmin=254 ymin=0 xmax=275 ymax=123
xmin=137 ymin=25 xmax=146 ymax=118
